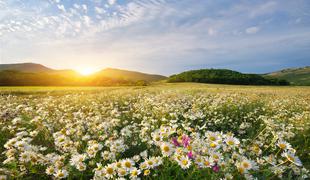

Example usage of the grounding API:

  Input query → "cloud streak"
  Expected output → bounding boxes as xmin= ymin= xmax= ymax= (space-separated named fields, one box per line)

xmin=0 ymin=0 xmax=310 ymax=75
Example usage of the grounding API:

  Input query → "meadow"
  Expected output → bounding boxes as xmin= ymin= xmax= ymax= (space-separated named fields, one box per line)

xmin=0 ymin=83 xmax=309 ymax=179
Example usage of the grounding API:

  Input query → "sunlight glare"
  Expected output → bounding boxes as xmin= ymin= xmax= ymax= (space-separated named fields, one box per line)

xmin=75 ymin=67 xmax=97 ymax=76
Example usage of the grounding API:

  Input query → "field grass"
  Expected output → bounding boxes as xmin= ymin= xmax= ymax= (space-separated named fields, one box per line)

xmin=0 ymin=83 xmax=309 ymax=179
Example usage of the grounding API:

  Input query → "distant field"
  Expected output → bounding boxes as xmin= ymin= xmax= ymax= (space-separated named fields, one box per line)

xmin=0 ymin=83 xmax=309 ymax=179
xmin=1 ymin=82 xmax=309 ymax=93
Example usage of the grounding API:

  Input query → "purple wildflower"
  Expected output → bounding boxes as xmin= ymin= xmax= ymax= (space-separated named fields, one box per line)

xmin=182 ymin=135 xmax=190 ymax=147
xmin=171 ymin=137 xmax=180 ymax=147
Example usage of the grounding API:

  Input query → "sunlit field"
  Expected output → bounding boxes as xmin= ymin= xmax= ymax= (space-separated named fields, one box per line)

xmin=0 ymin=83 xmax=309 ymax=179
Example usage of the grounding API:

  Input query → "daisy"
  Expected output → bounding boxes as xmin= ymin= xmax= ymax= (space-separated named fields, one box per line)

xmin=117 ymin=168 xmax=127 ymax=177
xmin=237 ymin=158 xmax=258 ymax=173
xmin=76 ymin=162 xmax=87 ymax=171
xmin=45 ymin=166 xmax=55 ymax=175
xmin=129 ymin=167 xmax=141 ymax=179
xmin=225 ymin=136 xmax=240 ymax=147
xmin=160 ymin=142 xmax=174 ymax=157
xmin=277 ymin=140 xmax=292 ymax=151
xmin=209 ymin=141 xmax=220 ymax=150
xmin=203 ymin=156 xmax=214 ymax=168
xmin=282 ymin=151 xmax=302 ymax=166
xmin=19 ymin=151 xmax=31 ymax=163
xmin=178 ymin=156 xmax=191 ymax=169
xmin=122 ymin=158 xmax=135 ymax=170
xmin=143 ymin=169 xmax=150 ymax=176
xmin=133 ymin=155 xmax=140 ymax=162
xmin=103 ymin=164 xmax=115 ymax=179
xmin=145 ymin=158 xmax=155 ymax=168
xmin=152 ymin=132 xmax=162 ymax=144
xmin=139 ymin=162 xmax=148 ymax=170
xmin=206 ymin=132 xmax=219 ymax=142
xmin=54 ymin=169 xmax=68 ymax=179
xmin=210 ymin=151 xmax=222 ymax=162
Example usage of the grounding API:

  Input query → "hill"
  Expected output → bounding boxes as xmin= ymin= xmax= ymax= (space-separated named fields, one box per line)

xmin=168 ymin=69 xmax=289 ymax=85
xmin=0 ymin=63 xmax=167 ymax=86
xmin=0 ymin=63 xmax=53 ymax=72
xmin=264 ymin=66 xmax=310 ymax=86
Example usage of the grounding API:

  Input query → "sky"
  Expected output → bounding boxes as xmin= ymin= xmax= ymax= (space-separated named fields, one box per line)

xmin=0 ymin=0 xmax=310 ymax=75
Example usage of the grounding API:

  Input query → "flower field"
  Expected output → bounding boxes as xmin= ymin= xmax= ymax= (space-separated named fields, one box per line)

xmin=0 ymin=84 xmax=309 ymax=179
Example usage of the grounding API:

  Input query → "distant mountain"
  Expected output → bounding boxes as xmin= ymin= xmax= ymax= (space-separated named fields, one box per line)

xmin=0 ymin=63 xmax=53 ymax=72
xmin=168 ymin=69 xmax=289 ymax=85
xmin=264 ymin=66 xmax=310 ymax=86
xmin=0 ymin=63 xmax=167 ymax=86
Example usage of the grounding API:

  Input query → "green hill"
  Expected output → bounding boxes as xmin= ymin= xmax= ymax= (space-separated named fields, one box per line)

xmin=0 ymin=63 xmax=167 ymax=86
xmin=0 ymin=63 xmax=53 ymax=72
xmin=168 ymin=69 xmax=289 ymax=85
xmin=264 ymin=66 xmax=310 ymax=86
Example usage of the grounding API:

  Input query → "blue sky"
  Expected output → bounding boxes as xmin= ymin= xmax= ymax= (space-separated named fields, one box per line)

xmin=0 ymin=0 xmax=309 ymax=75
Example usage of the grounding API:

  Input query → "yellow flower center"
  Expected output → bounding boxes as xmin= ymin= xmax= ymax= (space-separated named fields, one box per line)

xmin=147 ymin=160 xmax=153 ymax=166
xmin=279 ymin=144 xmax=286 ymax=149
xmin=119 ymin=169 xmax=126 ymax=176
xmin=213 ymin=154 xmax=219 ymax=159
xmin=116 ymin=162 xmax=122 ymax=168
xmin=242 ymin=162 xmax=250 ymax=169
xmin=58 ymin=172 xmax=64 ymax=177
xmin=182 ymin=159 xmax=188 ymax=166
xmin=124 ymin=161 xmax=132 ymax=168
xmin=131 ymin=170 xmax=138 ymax=176
xmin=144 ymin=169 xmax=150 ymax=176
xmin=227 ymin=140 xmax=234 ymax=145
xmin=141 ymin=163 xmax=147 ymax=169
xmin=210 ymin=143 xmax=217 ymax=148
xmin=106 ymin=167 xmax=113 ymax=174
xmin=163 ymin=146 xmax=170 ymax=152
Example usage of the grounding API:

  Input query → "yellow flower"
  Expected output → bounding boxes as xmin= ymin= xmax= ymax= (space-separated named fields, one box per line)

xmin=144 ymin=169 xmax=150 ymax=176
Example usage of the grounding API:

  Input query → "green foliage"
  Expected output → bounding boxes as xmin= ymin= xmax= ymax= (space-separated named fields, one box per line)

xmin=168 ymin=69 xmax=289 ymax=85
xmin=264 ymin=66 xmax=310 ymax=86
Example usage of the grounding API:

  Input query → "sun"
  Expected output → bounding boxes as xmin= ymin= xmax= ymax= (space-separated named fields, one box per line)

xmin=75 ymin=67 xmax=97 ymax=76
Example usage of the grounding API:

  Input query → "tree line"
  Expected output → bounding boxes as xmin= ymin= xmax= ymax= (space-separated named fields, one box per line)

xmin=167 ymin=69 xmax=289 ymax=85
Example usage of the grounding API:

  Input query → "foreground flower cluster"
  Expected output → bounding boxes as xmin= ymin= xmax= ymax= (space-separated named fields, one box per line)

xmin=0 ymin=85 xmax=309 ymax=179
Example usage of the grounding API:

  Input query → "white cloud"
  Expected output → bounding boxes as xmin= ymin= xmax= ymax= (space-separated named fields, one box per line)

xmin=1 ymin=1 xmax=310 ymax=74
xmin=57 ymin=4 xmax=66 ymax=12
xmin=83 ymin=16 xmax=91 ymax=27
xmin=73 ymin=4 xmax=80 ymax=9
xmin=95 ymin=7 xmax=105 ymax=14
xmin=82 ymin=4 xmax=88 ymax=12
xmin=245 ymin=26 xmax=260 ymax=34
xmin=107 ymin=0 xmax=116 ymax=6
